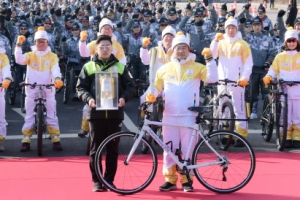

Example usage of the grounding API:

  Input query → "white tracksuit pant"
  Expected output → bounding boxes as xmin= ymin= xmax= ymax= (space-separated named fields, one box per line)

xmin=285 ymin=99 xmax=300 ymax=141
xmin=0 ymin=90 xmax=6 ymax=141
xmin=22 ymin=87 xmax=60 ymax=143
xmin=162 ymin=116 xmax=198 ymax=184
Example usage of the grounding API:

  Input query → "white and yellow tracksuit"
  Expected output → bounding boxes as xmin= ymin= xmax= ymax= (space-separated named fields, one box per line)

xmin=0 ymin=49 xmax=11 ymax=142
xmin=79 ymin=34 xmax=126 ymax=132
xmin=154 ymin=53 xmax=218 ymax=184
xmin=139 ymin=41 xmax=173 ymax=103
xmin=267 ymin=50 xmax=300 ymax=141
xmin=210 ymin=32 xmax=253 ymax=138
xmin=15 ymin=46 xmax=62 ymax=143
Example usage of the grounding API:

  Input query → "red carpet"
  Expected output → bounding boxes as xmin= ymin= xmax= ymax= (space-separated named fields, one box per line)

xmin=0 ymin=153 xmax=300 ymax=200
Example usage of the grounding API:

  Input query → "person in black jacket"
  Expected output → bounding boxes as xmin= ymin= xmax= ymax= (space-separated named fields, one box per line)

xmin=286 ymin=0 xmax=298 ymax=27
xmin=76 ymin=35 xmax=136 ymax=192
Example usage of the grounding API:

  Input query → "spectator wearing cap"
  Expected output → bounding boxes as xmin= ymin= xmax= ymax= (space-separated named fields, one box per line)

xmin=106 ymin=8 xmax=118 ymax=25
xmin=62 ymin=22 xmax=84 ymax=100
xmin=42 ymin=17 xmax=55 ymax=52
xmin=52 ymin=14 xmax=75 ymax=45
xmin=256 ymin=3 xmax=274 ymax=36
xmin=91 ymin=15 xmax=101 ymax=40
xmin=117 ymin=19 xmax=150 ymax=82
xmin=155 ymin=1 xmax=163 ymax=10
xmin=141 ymin=2 xmax=149 ymax=11
xmin=243 ymin=16 xmax=276 ymax=119
xmin=140 ymin=9 xmax=152 ymax=31
xmin=210 ymin=17 xmax=253 ymax=145
xmin=179 ymin=8 xmax=211 ymax=65
xmin=184 ymin=3 xmax=193 ymax=18
xmin=80 ymin=15 xmax=94 ymax=42
xmin=219 ymin=3 xmax=227 ymax=18
xmin=78 ymin=18 xmax=126 ymax=138
xmin=40 ymin=2 xmax=50 ymax=18
xmin=235 ymin=2 xmax=252 ymax=22
xmin=166 ymin=7 xmax=181 ymax=32
xmin=69 ymin=0 xmax=76 ymax=12
xmin=134 ymin=0 xmax=143 ymax=10
xmin=12 ymin=0 xmax=20 ymax=10
xmin=155 ymin=7 xmax=165 ymax=20
xmin=215 ymin=17 xmax=226 ymax=34
xmin=272 ymin=23 xmax=284 ymax=54
xmin=13 ymin=22 xmax=31 ymax=91
xmin=84 ymin=4 xmax=92 ymax=17
xmin=19 ymin=2 xmax=30 ymax=17
xmin=90 ymin=0 xmax=97 ymax=16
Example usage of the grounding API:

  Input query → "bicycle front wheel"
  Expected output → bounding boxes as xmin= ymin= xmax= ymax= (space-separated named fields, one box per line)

xmin=95 ymin=132 xmax=158 ymax=195
xmin=20 ymin=86 xmax=26 ymax=113
xmin=276 ymin=95 xmax=288 ymax=151
xmin=192 ymin=130 xmax=256 ymax=193
xmin=261 ymin=95 xmax=273 ymax=141
xmin=36 ymin=106 xmax=44 ymax=156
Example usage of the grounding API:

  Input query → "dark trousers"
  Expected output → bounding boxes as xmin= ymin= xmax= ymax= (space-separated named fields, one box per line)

xmin=129 ymin=56 xmax=147 ymax=81
xmin=251 ymin=72 xmax=269 ymax=102
xmin=16 ymin=64 xmax=26 ymax=89
xmin=89 ymin=119 xmax=122 ymax=183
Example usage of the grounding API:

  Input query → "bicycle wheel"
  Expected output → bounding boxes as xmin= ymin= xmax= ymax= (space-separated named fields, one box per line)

xmin=276 ymin=95 xmax=288 ymax=151
xmin=192 ymin=130 xmax=256 ymax=193
xmin=95 ymin=132 xmax=158 ymax=195
xmin=202 ymin=95 xmax=214 ymax=132
xmin=217 ymin=101 xmax=235 ymax=150
xmin=36 ymin=106 xmax=43 ymax=156
xmin=261 ymin=95 xmax=273 ymax=141
xmin=20 ymin=86 xmax=26 ymax=113
xmin=63 ymin=68 xmax=73 ymax=104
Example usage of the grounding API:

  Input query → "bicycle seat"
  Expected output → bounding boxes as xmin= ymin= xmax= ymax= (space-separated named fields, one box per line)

xmin=188 ymin=106 xmax=213 ymax=114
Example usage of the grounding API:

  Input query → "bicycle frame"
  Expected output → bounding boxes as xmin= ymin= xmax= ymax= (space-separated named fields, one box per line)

xmin=126 ymin=118 xmax=227 ymax=170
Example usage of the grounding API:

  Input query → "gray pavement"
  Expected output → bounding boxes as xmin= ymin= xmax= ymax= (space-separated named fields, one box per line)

xmin=1 ymin=3 xmax=299 ymax=158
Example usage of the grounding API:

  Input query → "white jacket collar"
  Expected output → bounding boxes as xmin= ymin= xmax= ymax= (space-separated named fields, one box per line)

xmin=285 ymin=50 xmax=298 ymax=56
xmin=171 ymin=53 xmax=196 ymax=65
xmin=31 ymin=46 xmax=51 ymax=56
xmin=224 ymin=31 xmax=242 ymax=43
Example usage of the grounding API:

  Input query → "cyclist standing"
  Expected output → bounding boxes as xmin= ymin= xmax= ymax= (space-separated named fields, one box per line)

xmin=210 ymin=17 xmax=253 ymax=147
xmin=263 ymin=27 xmax=300 ymax=148
xmin=15 ymin=27 xmax=64 ymax=152
xmin=154 ymin=32 xmax=218 ymax=192
xmin=0 ymin=46 xmax=12 ymax=152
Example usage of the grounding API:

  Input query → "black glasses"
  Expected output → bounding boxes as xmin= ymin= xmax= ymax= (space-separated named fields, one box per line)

xmin=72 ymin=28 xmax=79 ymax=31
xmin=20 ymin=28 xmax=27 ymax=30
xmin=159 ymin=24 xmax=168 ymax=27
xmin=194 ymin=15 xmax=203 ymax=18
xmin=218 ymin=24 xmax=224 ymax=27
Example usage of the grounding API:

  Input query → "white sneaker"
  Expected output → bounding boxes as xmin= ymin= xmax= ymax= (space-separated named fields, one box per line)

xmin=0 ymin=141 xmax=4 ymax=152
xmin=250 ymin=113 xmax=258 ymax=119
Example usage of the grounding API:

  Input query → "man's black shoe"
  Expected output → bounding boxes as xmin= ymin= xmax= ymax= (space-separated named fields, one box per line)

xmin=182 ymin=182 xmax=194 ymax=192
xmin=159 ymin=182 xmax=177 ymax=191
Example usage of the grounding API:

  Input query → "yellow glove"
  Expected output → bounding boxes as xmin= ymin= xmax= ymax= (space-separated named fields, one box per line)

xmin=263 ymin=76 xmax=272 ymax=85
xmin=215 ymin=33 xmax=224 ymax=41
xmin=17 ymin=36 xmax=26 ymax=44
xmin=201 ymin=48 xmax=212 ymax=57
xmin=146 ymin=93 xmax=156 ymax=103
xmin=142 ymin=37 xmax=151 ymax=48
xmin=1 ymin=79 xmax=11 ymax=89
xmin=237 ymin=78 xmax=249 ymax=87
xmin=80 ymin=31 xmax=88 ymax=41
xmin=54 ymin=78 xmax=63 ymax=89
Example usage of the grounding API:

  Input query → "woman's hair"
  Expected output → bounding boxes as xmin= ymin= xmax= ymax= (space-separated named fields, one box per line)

xmin=96 ymin=35 xmax=112 ymax=45
xmin=281 ymin=41 xmax=300 ymax=52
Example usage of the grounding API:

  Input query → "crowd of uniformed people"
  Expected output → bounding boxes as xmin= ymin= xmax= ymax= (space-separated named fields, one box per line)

xmin=0 ymin=0 xmax=300 ymax=193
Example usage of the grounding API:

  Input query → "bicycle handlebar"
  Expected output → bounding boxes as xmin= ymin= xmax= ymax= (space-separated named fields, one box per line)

xmin=270 ymin=79 xmax=300 ymax=86
xmin=20 ymin=82 xmax=55 ymax=89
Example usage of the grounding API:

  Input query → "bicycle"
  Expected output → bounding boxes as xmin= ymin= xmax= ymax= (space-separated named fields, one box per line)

xmin=202 ymin=79 xmax=248 ymax=150
xmin=20 ymin=70 xmax=27 ymax=113
xmin=5 ymin=55 xmax=17 ymax=105
xmin=94 ymin=101 xmax=256 ymax=195
xmin=62 ymin=57 xmax=79 ymax=104
xmin=260 ymin=79 xmax=300 ymax=151
xmin=20 ymin=82 xmax=54 ymax=156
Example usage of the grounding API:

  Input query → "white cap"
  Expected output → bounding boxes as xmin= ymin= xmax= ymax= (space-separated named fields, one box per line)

xmin=99 ymin=18 xmax=113 ymax=31
xmin=171 ymin=32 xmax=190 ymax=50
xmin=162 ymin=25 xmax=176 ymax=38
xmin=285 ymin=27 xmax=298 ymax=41
xmin=34 ymin=27 xmax=48 ymax=41
xmin=225 ymin=17 xmax=238 ymax=29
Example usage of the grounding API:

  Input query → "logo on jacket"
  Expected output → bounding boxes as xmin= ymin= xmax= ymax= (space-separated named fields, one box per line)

xmin=297 ymin=59 xmax=300 ymax=65
xmin=186 ymin=69 xmax=194 ymax=76
xmin=281 ymin=62 xmax=289 ymax=67
xmin=168 ymin=75 xmax=176 ymax=80
xmin=44 ymin=60 xmax=50 ymax=67
xmin=32 ymin=62 xmax=38 ymax=69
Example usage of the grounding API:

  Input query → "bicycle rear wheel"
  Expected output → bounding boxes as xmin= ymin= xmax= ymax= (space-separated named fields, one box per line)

xmin=95 ymin=132 xmax=158 ymax=195
xmin=192 ymin=130 xmax=256 ymax=193
xmin=36 ymin=106 xmax=43 ymax=156
xmin=20 ymin=86 xmax=26 ymax=113
xmin=261 ymin=95 xmax=273 ymax=141
xmin=276 ymin=95 xmax=288 ymax=151
xmin=6 ymin=70 xmax=16 ymax=105
xmin=63 ymin=68 xmax=73 ymax=104
xmin=217 ymin=101 xmax=235 ymax=150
